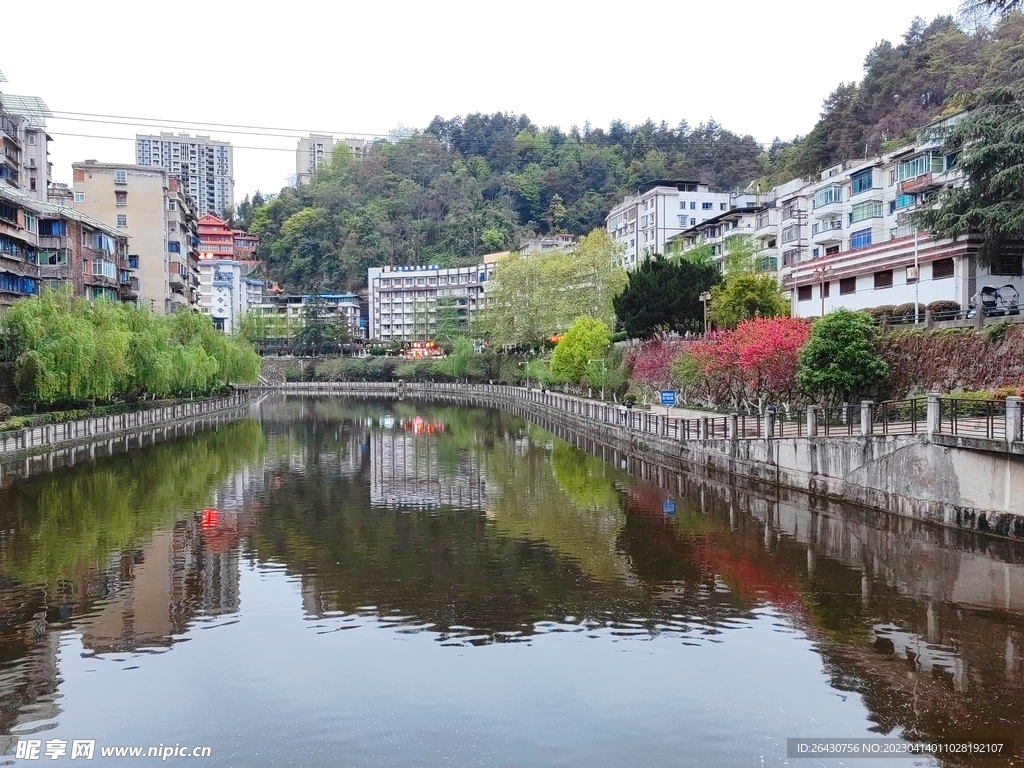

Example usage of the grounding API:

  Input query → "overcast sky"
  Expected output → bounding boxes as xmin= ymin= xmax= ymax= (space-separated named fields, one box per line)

xmin=3 ymin=0 xmax=961 ymax=203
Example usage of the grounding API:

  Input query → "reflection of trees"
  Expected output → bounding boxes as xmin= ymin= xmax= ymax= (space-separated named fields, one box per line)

xmin=0 ymin=421 xmax=265 ymax=586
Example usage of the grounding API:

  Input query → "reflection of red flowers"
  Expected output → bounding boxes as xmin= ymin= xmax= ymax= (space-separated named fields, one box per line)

xmin=628 ymin=488 xmax=804 ymax=609
xmin=199 ymin=508 xmax=238 ymax=554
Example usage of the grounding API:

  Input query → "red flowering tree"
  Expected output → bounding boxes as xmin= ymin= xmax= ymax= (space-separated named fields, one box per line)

xmin=669 ymin=318 xmax=809 ymax=413
xmin=628 ymin=337 xmax=681 ymax=391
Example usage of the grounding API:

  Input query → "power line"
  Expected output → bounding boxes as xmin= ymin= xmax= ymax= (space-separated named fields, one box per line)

xmin=48 ymin=131 xmax=298 ymax=153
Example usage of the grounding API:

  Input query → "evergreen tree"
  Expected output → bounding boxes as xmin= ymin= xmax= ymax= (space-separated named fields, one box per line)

xmin=612 ymin=255 xmax=721 ymax=339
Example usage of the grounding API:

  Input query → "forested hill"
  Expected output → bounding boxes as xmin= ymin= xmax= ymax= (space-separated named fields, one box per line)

xmin=248 ymin=12 xmax=1024 ymax=293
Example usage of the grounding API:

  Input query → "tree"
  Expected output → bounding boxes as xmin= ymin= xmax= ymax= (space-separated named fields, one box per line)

xmin=550 ymin=316 xmax=610 ymax=384
xmin=913 ymin=66 xmax=1024 ymax=267
xmin=797 ymin=309 xmax=888 ymax=406
xmin=612 ymin=255 xmax=721 ymax=339
xmin=484 ymin=229 xmax=625 ymax=345
xmin=708 ymin=273 xmax=789 ymax=329
xmin=434 ymin=296 xmax=466 ymax=349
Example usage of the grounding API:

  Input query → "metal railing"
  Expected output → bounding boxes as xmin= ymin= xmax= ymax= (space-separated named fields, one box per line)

xmin=273 ymin=382 xmax=1022 ymax=448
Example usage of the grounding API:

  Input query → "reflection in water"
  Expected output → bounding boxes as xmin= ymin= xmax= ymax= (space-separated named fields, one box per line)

xmin=0 ymin=397 xmax=1021 ymax=765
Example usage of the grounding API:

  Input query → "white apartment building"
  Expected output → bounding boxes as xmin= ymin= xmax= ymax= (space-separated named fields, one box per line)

xmin=135 ymin=133 xmax=234 ymax=217
xmin=666 ymin=206 xmax=765 ymax=271
xmin=367 ymin=263 xmax=495 ymax=341
xmin=198 ymin=257 xmax=263 ymax=333
xmin=606 ymin=180 xmax=756 ymax=269
xmin=254 ymin=293 xmax=364 ymax=340
xmin=295 ymin=134 xmax=368 ymax=185
xmin=665 ymin=113 xmax=1023 ymax=319
xmin=73 ymin=162 xmax=201 ymax=313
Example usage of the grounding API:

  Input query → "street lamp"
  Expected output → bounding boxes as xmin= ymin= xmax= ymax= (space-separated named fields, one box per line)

xmin=699 ymin=291 xmax=712 ymax=334
xmin=814 ymin=266 xmax=835 ymax=318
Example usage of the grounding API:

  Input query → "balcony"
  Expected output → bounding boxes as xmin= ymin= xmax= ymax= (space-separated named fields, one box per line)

xmin=898 ymin=173 xmax=940 ymax=195
xmin=169 ymin=271 xmax=186 ymax=290
xmin=38 ymin=235 xmax=70 ymax=250
xmin=890 ymin=225 xmax=916 ymax=241
xmin=812 ymin=221 xmax=843 ymax=243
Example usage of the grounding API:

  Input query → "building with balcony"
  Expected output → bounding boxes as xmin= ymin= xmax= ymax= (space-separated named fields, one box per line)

xmin=367 ymin=263 xmax=494 ymax=341
xmin=605 ymin=180 xmax=757 ymax=269
xmin=665 ymin=206 xmax=766 ymax=271
xmin=0 ymin=179 xmax=133 ymax=307
xmin=135 ymin=133 xmax=234 ymax=217
xmin=72 ymin=162 xmax=199 ymax=313
xmin=0 ymin=89 xmax=53 ymax=202
xmin=253 ymin=293 xmax=364 ymax=341
xmin=295 ymin=134 xmax=368 ymax=185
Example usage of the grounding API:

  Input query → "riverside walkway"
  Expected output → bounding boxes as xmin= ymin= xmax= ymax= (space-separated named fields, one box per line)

xmin=272 ymin=381 xmax=1024 ymax=454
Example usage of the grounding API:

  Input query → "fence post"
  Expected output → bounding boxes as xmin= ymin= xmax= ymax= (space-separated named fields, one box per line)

xmin=924 ymin=308 xmax=934 ymax=330
xmin=806 ymin=406 xmax=819 ymax=438
xmin=975 ymin=308 xmax=985 ymax=330
xmin=860 ymin=400 xmax=874 ymax=436
xmin=727 ymin=413 xmax=738 ymax=440
xmin=1006 ymin=396 xmax=1023 ymax=445
xmin=764 ymin=410 xmax=776 ymax=440
xmin=926 ymin=393 xmax=942 ymax=437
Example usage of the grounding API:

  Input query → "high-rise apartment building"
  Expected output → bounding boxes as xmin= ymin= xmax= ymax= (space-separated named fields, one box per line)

xmin=135 ymin=132 xmax=234 ymax=217
xmin=73 ymin=162 xmax=200 ymax=313
xmin=295 ymin=134 xmax=367 ymax=185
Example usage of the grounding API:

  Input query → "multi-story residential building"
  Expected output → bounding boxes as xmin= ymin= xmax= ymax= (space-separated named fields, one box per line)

xmin=367 ymin=263 xmax=495 ymax=341
xmin=233 ymin=230 xmax=258 ymax=258
xmin=663 ymin=113 xmax=1023 ymax=319
xmin=295 ymin=134 xmax=368 ymax=185
xmin=666 ymin=206 xmax=765 ymax=270
xmin=72 ymin=162 xmax=199 ymax=313
xmin=135 ymin=132 xmax=234 ymax=216
xmin=0 ymin=179 xmax=135 ymax=307
xmin=197 ymin=257 xmax=263 ymax=333
xmin=253 ymin=293 xmax=364 ymax=340
xmin=0 ymin=90 xmax=53 ymax=202
xmin=606 ymin=180 xmax=757 ymax=269
xmin=197 ymin=213 xmax=236 ymax=259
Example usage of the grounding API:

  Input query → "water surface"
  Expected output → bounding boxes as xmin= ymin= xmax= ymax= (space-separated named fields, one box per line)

xmin=0 ymin=397 xmax=1021 ymax=766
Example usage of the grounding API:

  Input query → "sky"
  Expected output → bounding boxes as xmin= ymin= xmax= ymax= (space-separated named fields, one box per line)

xmin=2 ymin=0 xmax=962 ymax=204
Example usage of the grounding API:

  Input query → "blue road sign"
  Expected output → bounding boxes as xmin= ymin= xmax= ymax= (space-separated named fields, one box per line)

xmin=662 ymin=499 xmax=676 ymax=515
xmin=660 ymin=390 xmax=677 ymax=407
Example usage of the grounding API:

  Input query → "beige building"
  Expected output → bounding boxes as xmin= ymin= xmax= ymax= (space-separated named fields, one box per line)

xmin=135 ymin=132 xmax=234 ymax=217
xmin=73 ymin=162 xmax=200 ymax=313
xmin=295 ymin=134 xmax=367 ymax=185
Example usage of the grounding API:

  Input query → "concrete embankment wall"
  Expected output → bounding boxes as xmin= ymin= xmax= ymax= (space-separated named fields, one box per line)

xmin=271 ymin=382 xmax=1024 ymax=534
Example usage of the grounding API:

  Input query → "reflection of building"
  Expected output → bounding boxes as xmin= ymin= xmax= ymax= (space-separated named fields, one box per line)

xmin=369 ymin=422 xmax=487 ymax=508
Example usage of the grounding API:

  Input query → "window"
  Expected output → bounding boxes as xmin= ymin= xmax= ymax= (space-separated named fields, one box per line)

xmin=115 ymin=191 xmax=127 ymax=207
xmin=167 ymin=200 xmax=177 ymax=211
xmin=932 ymin=258 xmax=955 ymax=279
xmin=74 ymin=192 xmax=85 ymax=203
xmin=850 ymin=200 xmax=882 ymax=223
xmin=168 ymin=241 xmax=181 ymax=253
xmin=889 ymin=169 xmax=897 ymax=185
xmin=782 ymin=203 xmax=797 ymax=220
xmin=798 ymin=285 xmax=812 ymax=301
xmin=0 ymin=202 xmax=16 ymax=224
xmin=719 ymin=203 xmax=727 ymax=211
xmin=813 ymin=185 xmax=842 ymax=209
xmin=702 ymin=202 xmax=713 ymax=210
xmin=812 ymin=247 xmax=820 ymax=257
xmin=898 ymin=152 xmax=944 ymax=181
xmin=781 ymin=225 xmax=798 ymax=244
xmin=23 ymin=213 xmax=37 ymax=233
xmin=874 ymin=270 xmax=893 ymax=289
xmin=37 ymin=250 xmax=67 ymax=266
xmin=990 ymin=254 xmax=1022 ymax=276
xmin=30 ymin=179 xmax=36 ymax=191
xmin=894 ymin=194 xmax=915 ymax=210
xmin=114 ymin=170 xmax=128 ymax=184
xmin=782 ymin=249 xmax=799 ymax=266
xmin=679 ymin=201 xmax=686 ymax=210
xmin=116 ymin=214 xmax=127 ymax=227
xmin=28 ymin=134 xmax=36 ymax=146
xmin=678 ymin=215 xmax=687 ymax=227
xmin=850 ymin=228 xmax=872 ymax=250
xmin=690 ymin=218 xmax=696 ymax=226
xmin=825 ymin=245 xmax=840 ymax=255
xmin=690 ymin=201 xmax=696 ymax=210
xmin=850 ymin=169 xmax=873 ymax=195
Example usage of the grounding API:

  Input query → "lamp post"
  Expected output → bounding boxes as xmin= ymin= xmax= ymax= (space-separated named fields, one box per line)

xmin=699 ymin=291 xmax=712 ymax=334
xmin=814 ymin=266 xmax=835 ymax=318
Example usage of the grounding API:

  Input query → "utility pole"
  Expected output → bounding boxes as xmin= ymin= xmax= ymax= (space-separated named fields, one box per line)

xmin=699 ymin=291 xmax=711 ymax=334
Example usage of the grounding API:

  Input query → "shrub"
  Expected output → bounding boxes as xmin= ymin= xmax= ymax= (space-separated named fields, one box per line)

xmin=926 ymin=300 xmax=960 ymax=317
xmin=892 ymin=302 xmax=924 ymax=320
xmin=0 ymin=402 xmax=10 ymax=422
xmin=284 ymin=363 xmax=303 ymax=382
xmin=985 ymin=321 xmax=1011 ymax=344
xmin=865 ymin=305 xmax=896 ymax=320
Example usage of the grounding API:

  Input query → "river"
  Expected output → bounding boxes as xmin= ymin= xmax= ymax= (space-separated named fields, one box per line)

xmin=0 ymin=395 xmax=1020 ymax=766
